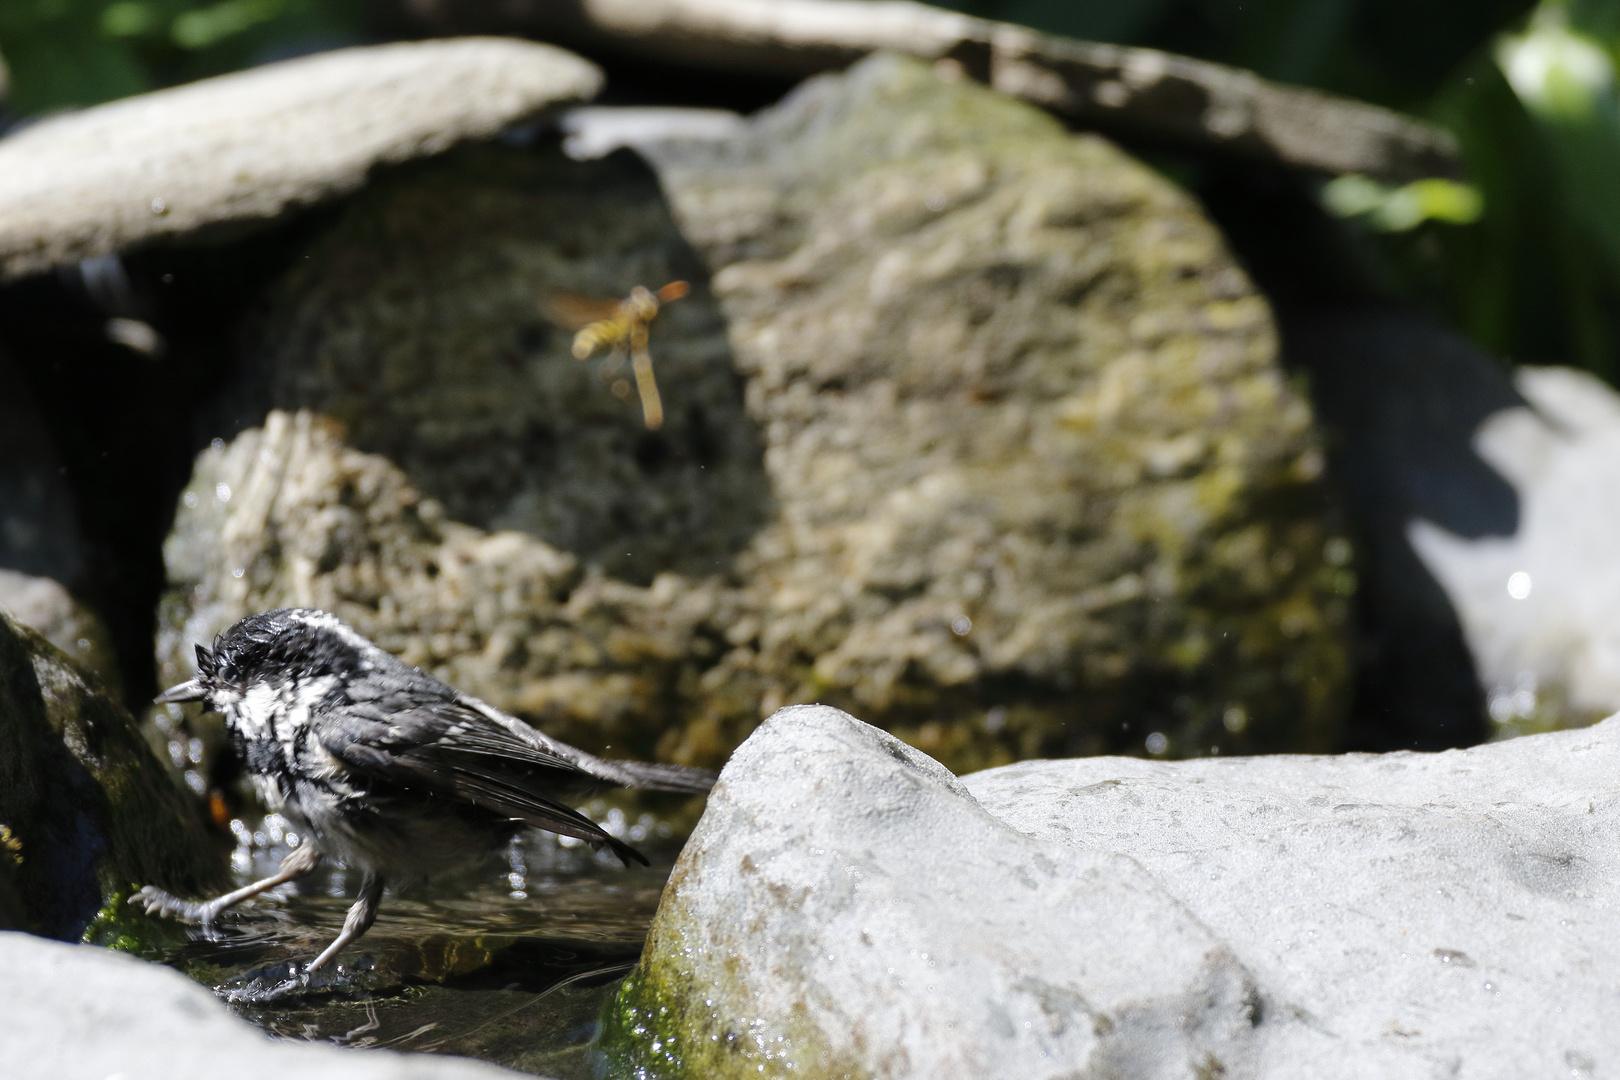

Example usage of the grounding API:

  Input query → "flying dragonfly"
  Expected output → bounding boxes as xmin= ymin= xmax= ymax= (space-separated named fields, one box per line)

xmin=540 ymin=281 xmax=690 ymax=430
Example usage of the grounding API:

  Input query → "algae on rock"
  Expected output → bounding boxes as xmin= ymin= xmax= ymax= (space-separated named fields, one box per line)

xmin=645 ymin=54 xmax=1351 ymax=763
xmin=162 ymin=54 xmax=1351 ymax=776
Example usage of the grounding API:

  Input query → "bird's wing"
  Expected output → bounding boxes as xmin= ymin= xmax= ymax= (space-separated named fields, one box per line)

xmin=452 ymin=692 xmax=717 ymax=794
xmin=313 ymin=698 xmax=648 ymax=866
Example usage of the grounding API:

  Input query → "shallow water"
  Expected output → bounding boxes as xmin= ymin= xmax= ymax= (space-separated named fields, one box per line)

xmin=149 ymin=813 xmax=673 ymax=1077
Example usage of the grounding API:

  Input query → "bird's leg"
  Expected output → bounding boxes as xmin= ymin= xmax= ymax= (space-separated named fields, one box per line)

xmin=131 ymin=843 xmax=322 ymax=928
xmin=304 ymin=871 xmax=384 ymax=976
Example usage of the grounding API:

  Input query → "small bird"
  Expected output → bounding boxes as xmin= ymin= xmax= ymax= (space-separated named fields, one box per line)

xmin=132 ymin=608 xmax=716 ymax=976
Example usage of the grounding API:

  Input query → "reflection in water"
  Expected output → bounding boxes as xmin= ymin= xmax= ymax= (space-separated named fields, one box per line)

xmin=151 ymin=819 xmax=665 ymax=1078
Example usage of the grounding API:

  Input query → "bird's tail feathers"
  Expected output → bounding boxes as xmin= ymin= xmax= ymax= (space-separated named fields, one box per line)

xmin=606 ymin=759 xmax=718 ymax=794
xmin=596 ymin=834 xmax=651 ymax=868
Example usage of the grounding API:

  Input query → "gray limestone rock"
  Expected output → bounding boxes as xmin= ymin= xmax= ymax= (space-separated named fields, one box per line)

xmin=0 ymin=931 xmax=526 ymax=1080
xmin=605 ymin=702 xmax=1620 ymax=1079
xmin=0 ymin=38 xmax=602 ymax=280
xmin=163 ymin=53 xmax=1350 ymax=777
xmin=965 ymin=721 xmax=1620 ymax=1078
xmin=0 ymin=611 xmax=221 ymax=942
xmin=1410 ymin=364 xmax=1620 ymax=738
xmin=159 ymin=409 xmax=728 ymax=761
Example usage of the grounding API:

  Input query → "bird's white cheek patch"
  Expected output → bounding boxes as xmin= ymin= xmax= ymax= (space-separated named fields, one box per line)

xmin=234 ymin=682 xmax=282 ymax=741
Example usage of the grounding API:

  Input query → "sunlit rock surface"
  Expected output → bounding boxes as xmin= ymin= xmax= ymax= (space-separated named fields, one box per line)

xmin=1410 ymin=365 xmax=1620 ymax=738
xmin=0 ymin=570 xmax=121 ymax=697
xmin=642 ymin=54 xmax=1351 ymax=764
xmin=0 ymin=611 xmax=220 ymax=941
xmin=1 ymin=932 xmax=525 ymax=1080
xmin=159 ymin=409 xmax=747 ymax=765
xmin=162 ymin=53 xmax=1350 ymax=775
xmin=607 ymin=703 xmax=1620 ymax=1079
xmin=0 ymin=38 xmax=602 ymax=280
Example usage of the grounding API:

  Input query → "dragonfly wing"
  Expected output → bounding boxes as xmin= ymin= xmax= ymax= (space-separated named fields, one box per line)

xmin=540 ymin=291 xmax=622 ymax=329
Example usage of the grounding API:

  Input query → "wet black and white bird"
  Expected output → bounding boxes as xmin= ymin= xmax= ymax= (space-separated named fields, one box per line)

xmin=132 ymin=607 xmax=716 ymax=975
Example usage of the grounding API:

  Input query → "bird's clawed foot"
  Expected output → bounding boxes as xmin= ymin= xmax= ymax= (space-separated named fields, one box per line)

xmin=129 ymin=885 xmax=222 ymax=927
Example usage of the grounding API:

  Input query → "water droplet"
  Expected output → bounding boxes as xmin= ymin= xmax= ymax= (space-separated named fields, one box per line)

xmin=182 ymin=491 xmax=199 ymax=509
xmin=1145 ymin=731 xmax=1169 ymax=755
xmin=1507 ymin=571 xmax=1532 ymax=599
xmin=215 ymin=482 xmax=232 ymax=502
xmin=150 ymin=197 xmax=168 ymax=215
xmin=951 ymin=615 xmax=972 ymax=636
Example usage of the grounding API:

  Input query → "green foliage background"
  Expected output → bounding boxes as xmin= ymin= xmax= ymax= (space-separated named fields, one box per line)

xmin=2 ymin=0 xmax=1618 ymax=381
xmin=0 ymin=0 xmax=364 ymax=115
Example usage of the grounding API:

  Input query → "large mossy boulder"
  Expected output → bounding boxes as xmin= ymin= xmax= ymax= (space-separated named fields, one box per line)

xmin=0 ymin=611 xmax=222 ymax=943
xmin=161 ymin=54 xmax=1351 ymax=774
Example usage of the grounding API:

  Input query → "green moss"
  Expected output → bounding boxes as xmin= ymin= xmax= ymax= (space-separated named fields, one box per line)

xmin=600 ymin=957 xmax=867 ymax=1080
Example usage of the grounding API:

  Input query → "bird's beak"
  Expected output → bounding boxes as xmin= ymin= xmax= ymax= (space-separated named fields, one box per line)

xmin=154 ymin=678 xmax=208 ymax=705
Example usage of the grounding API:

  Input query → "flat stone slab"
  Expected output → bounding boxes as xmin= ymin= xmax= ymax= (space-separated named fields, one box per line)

xmin=0 ymin=38 xmax=601 ymax=280
xmin=967 ymin=727 xmax=1620 ymax=1077
xmin=608 ymin=703 xmax=1620 ymax=1078
xmin=0 ymin=932 xmax=523 ymax=1079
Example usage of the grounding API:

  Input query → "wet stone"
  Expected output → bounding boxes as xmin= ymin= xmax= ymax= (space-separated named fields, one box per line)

xmin=0 ymin=610 xmax=221 ymax=943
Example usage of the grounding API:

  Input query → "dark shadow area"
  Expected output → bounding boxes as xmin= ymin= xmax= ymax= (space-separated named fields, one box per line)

xmin=221 ymin=141 xmax=771 ymax=586
xmin=0 ymin=348 xmax=82 ymax=585
xmin=0 ymin=625 xmax=109 ymax=938
xmin=1195 ymin=163 xmax=1520 ymax=750
xmin=368 ymin=0 xmax=803 ymax=114
xmin=0 ymin=209 xmax=344 ymax=711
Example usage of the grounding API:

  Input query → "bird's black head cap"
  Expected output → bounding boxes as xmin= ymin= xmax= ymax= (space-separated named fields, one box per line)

xmin=157 ymin=608 xmax=367 ymax=705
